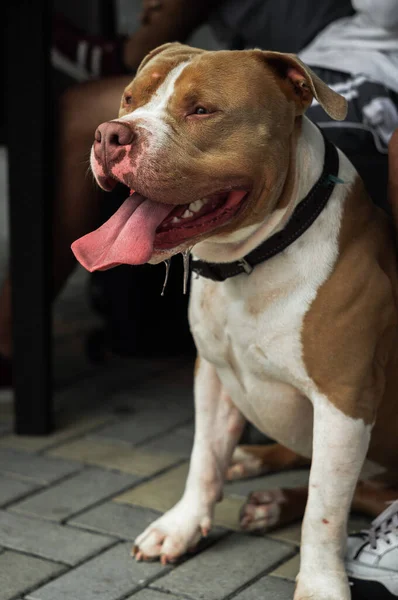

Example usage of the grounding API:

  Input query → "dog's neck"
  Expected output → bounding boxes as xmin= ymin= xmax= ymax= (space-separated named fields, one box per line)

xmin=192 ymin=117 xmax=325 ymax=264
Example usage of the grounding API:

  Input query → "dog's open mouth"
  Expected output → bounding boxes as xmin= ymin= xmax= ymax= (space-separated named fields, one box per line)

xmin=155 ymin=189 xmax=247 ymax=248
xmin=71 ymin=189 xmax=247 ymax=272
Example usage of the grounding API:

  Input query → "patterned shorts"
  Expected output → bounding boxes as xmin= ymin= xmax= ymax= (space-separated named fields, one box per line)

xmin=307 ymin=68 xmax=398 ymax=211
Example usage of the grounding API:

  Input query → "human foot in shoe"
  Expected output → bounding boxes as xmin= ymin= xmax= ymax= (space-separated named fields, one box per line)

xmin=346 ymin=499 xmax=398 ymax=599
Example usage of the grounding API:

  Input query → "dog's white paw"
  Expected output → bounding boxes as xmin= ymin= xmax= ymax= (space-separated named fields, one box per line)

xmin=132 ymin=501 xmax=212 ymax=564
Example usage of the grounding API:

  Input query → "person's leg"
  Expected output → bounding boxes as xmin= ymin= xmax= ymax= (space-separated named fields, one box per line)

xmin=0 ymin=75 xmax=132 ymax=364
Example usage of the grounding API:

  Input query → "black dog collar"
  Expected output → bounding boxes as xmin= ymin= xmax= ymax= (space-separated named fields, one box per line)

xmin=191 ymin=134 xmax=340 ymax=282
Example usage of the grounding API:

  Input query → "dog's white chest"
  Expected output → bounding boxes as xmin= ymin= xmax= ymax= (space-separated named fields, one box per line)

xmin=190 ymin=256 xmax=308 ymax=390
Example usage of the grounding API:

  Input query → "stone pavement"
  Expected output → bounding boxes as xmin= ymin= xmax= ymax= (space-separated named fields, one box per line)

xmin=0 ymin=353 xmax=372 ymax=600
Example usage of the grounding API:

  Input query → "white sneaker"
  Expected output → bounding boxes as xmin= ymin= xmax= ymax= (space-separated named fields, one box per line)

xmin=345 ymin=500 xmax=398 ymax=599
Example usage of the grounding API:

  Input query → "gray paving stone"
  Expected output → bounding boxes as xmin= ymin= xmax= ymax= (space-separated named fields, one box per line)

xmin=125 ymin=590 xmax=183 ymax=600
xmin=91 ymin=409 xmax=192 ymax=446
xmin=0 ymin=550 xmax=64 ymax=600
xmin=69 ymin=501 xmax=162 ymax=540
xmin=224 ymin=469 xmax=310 ymax=499
xmin=0 ymin=395 xmax=13 ymax=426
xmin=154 ymin=533 xmax=295 ymax=600
xmin=27 ymin=542 xmax=169 ymax=600
xmin=233 ymin=575 xmax=295 ymax=599
xmin=0 ymin=474 xmax=38 ymax=507
xmin=0 ymin=422 xmax=11 ymax=437
xmin=0 ymin=412 xmax=113 ymax=453
xmin=0 ymin=509 xmax=115 ymax=566
xmin=11 ymin=467 xmax=140 ymax=522
xmin=144 ymin=423 xmax=194 ymax=458
xmin=0 ymin=448 xmax=81 ymax=484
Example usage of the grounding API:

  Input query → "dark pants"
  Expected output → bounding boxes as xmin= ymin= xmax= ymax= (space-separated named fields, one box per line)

xmin=307 ymin=68 xmax=398 ymax=214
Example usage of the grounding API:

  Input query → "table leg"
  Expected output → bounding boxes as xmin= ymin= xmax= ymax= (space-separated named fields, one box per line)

xmin=5 ymin=0 xmax=54 ymax=434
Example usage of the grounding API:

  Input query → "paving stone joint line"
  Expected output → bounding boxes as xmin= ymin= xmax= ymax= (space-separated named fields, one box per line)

xmin=20 ymin=539 xmax=123 ymax=597
xmin=1 ymin=483 xmax=45 ymax=511
xmin=33 ymin=415 xmax=120 ymax=456
xmin=53 ymin=477 xmax=144 ymax=526
xmin=222 ymin=546 xmax=299 ymax=600
xmin=2 ymin=554 xmax=68 ymax=600
xmin=1 ymin=463 xmax=88 ymax=510
xmin=59 ymin=460 xmax=189 ymax=525
xmin=114 ymin=569 xmax=180 ymax=600
xmin=0 ymin=544 xmax=73 ymax=568
xmin=0 ymin=452 xmax=85 ymax=485
xmin=131 ymin=418 xmax=194 ymax=450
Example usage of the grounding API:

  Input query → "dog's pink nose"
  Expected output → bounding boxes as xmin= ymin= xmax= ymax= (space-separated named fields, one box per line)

xmin=94 ymin=121 xmax=135 ymax=161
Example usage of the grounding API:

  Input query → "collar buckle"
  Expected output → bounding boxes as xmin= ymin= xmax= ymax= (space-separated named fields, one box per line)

xmin=238 ymin=258 xmax=253 ymax=274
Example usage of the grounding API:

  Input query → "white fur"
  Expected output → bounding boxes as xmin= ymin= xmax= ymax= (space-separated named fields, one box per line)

xmin=118 ymin=61 xmax=190 ymax=147
xmin=297 ymin=394 xmax=371 ymax=600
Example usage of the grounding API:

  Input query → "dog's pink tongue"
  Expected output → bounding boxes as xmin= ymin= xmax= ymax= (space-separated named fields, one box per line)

xmin=71 ymin=193 xmax=175 ymax=271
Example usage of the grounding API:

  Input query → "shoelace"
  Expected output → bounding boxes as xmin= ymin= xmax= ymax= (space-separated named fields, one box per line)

xmin=362 ymin=500 xmax=398 ymax=550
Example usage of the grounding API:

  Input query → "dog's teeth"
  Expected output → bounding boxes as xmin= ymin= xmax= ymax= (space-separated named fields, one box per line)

xmin=182 ymin=209 xmax=194 ymax=219
xmin=172 ymin=216 xmax=181 ymax=223
xmin=189 ymin=199 xmax=205 ymax=213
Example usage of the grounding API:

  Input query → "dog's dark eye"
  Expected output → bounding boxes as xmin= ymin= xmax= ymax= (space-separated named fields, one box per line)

xmin=194 ymin=106 xmax=209 ymax=115
xmin=124 ymin=94 xmax=132 ymax=105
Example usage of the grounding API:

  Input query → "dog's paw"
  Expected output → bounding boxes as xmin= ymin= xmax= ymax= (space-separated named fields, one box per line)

xmin=226 ymin=447 xmax=263 ymax=481
xmin=239 ymin=488 xmax=287 ymax=531
xmin=132 ymin=502 xmax=212 ymax=564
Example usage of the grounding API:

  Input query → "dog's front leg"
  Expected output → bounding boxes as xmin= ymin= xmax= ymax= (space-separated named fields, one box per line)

xmin=133 ymin=357 xmax=245 ymax=564
xmin=295 ymin=395 xmax=371 ymax=600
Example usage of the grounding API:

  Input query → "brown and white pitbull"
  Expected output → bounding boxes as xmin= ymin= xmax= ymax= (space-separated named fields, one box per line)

xmin=72 ymin=43 xmax=398 ymax=600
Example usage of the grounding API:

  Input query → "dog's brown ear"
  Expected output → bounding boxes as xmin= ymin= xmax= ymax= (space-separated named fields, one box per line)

xmin=257 ymin=51 xmax=347 ymax=121
xmin=137 ymin=42 xmax=204 ymax=74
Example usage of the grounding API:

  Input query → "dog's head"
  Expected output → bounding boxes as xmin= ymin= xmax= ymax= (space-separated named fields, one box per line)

xmin=72 ymin=43 xmax=346 ymax=271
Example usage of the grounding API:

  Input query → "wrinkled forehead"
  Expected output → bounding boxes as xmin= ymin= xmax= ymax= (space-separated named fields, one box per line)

xmin=118 ymin=51 xmax=282 ymax=117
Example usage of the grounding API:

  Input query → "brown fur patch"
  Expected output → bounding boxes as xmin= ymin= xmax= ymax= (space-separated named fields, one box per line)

xmin=239 ymin=443 xmax=310 ymax=471
xmin=302 ymin=176 xmax=398 ymax=427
